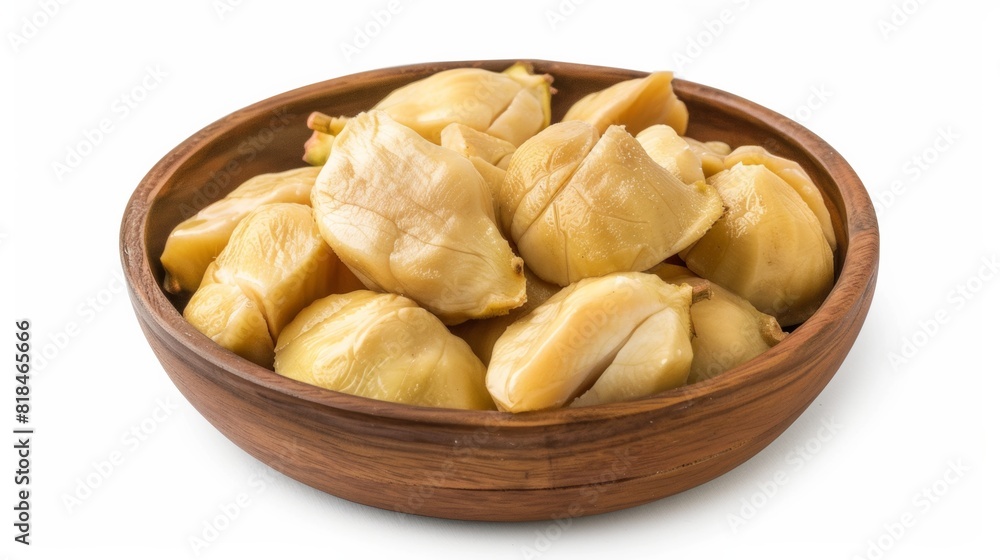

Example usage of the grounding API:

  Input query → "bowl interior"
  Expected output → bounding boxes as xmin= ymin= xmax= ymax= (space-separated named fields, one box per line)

xmin=129 ymin=58 xmax=875 ymax=424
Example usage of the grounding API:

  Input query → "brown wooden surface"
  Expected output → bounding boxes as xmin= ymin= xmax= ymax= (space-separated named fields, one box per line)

xmin=120 ymin=60 xmax=879 ymax=521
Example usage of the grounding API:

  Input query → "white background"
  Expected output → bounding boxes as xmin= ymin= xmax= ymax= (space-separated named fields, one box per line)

xmin=2 ymin=0 xmax=996 ymax=558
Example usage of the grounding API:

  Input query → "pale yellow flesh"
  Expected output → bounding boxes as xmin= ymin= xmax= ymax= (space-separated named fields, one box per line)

xmin=440 ymin=122 xmax=516 ymax=169
xmin=571 ymin=303 xmax=692 ymax=407
xmin=723 ymin=145 xmax=837 ymax=251
xmin=160 ymin=167 xmax=320 ymax=293
xmin=449 ymin=268 xmax=560 ymax=365
xmin=648 ymin=263 xmax=786 ymax=384
xmin=681 ymin=164 xmax=834 ymax=326
xmin=636 ymin=124 xmax=706 ymax=185
xmin=212 ymin=203 xmax=364 ymax=340
xmin=486 ymin=272 xmax=692 ymax=412
xmin=499 ymin=120 xmax=600 ymax=241
xmin=468 ymin=158 xmax=508 ymax=226
xmin=562 ymin=72 xmax=689 ymax=136
xmin=502 ymin=121 xmax=724 ymax=286
xmin=312 ymin=111 xmax=526 ymax=325
xmin=170 ymin=67 xmax=840 ymax=412
xmin=684 ymin=137 xmax=731 ymax=177
xmin=486 ymin=86 xmax=548 ymax=147
xmin=371 ymin=64 xmax=551 ymax=145
xmin=275 ymin=291 xmax=494 ymax=410
xmin=183 ymin=282 xmax=274 ymax=368
xmin=182 ymin=203 xmax=360 ymax=366
xmin=440 ymin=122 xmax=517 ymax=224
xmin=498 ymin=62 xmax=553 ymax=144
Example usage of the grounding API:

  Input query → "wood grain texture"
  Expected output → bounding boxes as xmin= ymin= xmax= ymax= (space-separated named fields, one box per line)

xmin=120 ymin=60 xmax=879 ymax=521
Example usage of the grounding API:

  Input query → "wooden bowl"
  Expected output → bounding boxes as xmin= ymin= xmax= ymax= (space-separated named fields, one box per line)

xmin=120 ymin=60 xmax=879 ymax=521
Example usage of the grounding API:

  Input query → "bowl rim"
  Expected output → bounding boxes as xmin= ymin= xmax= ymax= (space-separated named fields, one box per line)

xmin=120 ymin=58 xmax=879 ymax=428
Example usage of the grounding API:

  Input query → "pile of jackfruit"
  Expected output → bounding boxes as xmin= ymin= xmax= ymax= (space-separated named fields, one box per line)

xmin=161 ymin=63 xmax=835 ymax=412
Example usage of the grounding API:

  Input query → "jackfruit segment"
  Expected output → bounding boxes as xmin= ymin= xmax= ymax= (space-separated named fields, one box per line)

xmin=161 ymin=167 xmax=320 ymax=294
xmin=486 ymin=273 xmax=693 ymax=412
xmin=275 ymin=291 xmax=495 ymax=410
xmin=183 ymin=203 xmax=362 ymax=366
xmin=370 ymin=63 xmax=552 ymax=145
xmin=649 ymin=263 xmax=785 ymax=384
xmin=681 ymin=164 xmax=834 ymax=326
xmin=183 ymin=282 xmax=274 ymax=368
xmin=449 ymin=268 xmax=560 ymax=365
xmin=636 ymin=124 xmax=706 ymax=185
xmin=501 ymin=121 xmax=724 ymax=286
xmin=684 ymin=137 xmax=731 ymax=177
xmin=571 ymin=303 xmax=692 ymax=407
xmin=723 ymin=145 xmax=837 ymax=251
xmin=441 ymin=122 xmax=518 ymax=222
xmin=311 ymin=111 xmax=526 ymax=325
xmin=563 ymin=71 xmax=689 ymax=136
